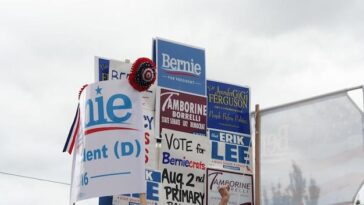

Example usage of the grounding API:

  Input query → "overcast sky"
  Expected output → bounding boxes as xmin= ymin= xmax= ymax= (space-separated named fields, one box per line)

xmin=0 ymin=0 xmax=363 ymax=204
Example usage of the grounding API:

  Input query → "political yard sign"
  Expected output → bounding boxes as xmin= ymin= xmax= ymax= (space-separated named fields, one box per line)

xmin=113 ymin=169 xmax=161 ymax=205
xmin=153 ymin=38 xmax=206 ymax=95
xmin=95 ymin=56 xmax=156 ymax=110
xmin=207 ymin=80 xmax=252 ymax=172
xmin=206 ymin=168 xmax=254 ymax=205
xmin=94 ymin=56 xmax=131 ymax=82
xmin=207 ymin=80 xmax=250 ymax=135
xmin=94 ymin=56 xmax=110 ymax=82
xmin=70 ymin=80 xmax=145 ymax=203
xmin=157 ymin=88 xmax=207 ymax=136
xmin=143 ymin=110 xmax=158 ymax=170
xmin=209 ymin=129 xmax=252 ymax=173
xmin=159 ymin=129 xmax=210 ymax=205
xmin=110 ymin=110 xmax=160 ymax=205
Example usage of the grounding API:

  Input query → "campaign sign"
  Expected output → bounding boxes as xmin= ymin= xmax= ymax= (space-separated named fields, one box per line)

xmin=206 ymin=168 xmax=254 ymax=205
xmin=70 ymin=80 xmax=145 ymax=203
xmin=143 ymin=110 xmax=157 ymax=170
xmin=209 ymin=129 xmax=252 ymax=173
xmin=157 ymin=88 xmax=207 ymax=136
xmin=94 ymin=56 xmax=110 ymax=81
xmin=94 ymin=56 xmax=156 ymax=110
xmin=113 ymin=169 xmax=161 ymax=205
xmin=159 ymin=129 xmax=210 ymax=205
xmin=153 ymin=38 xmax=206 ymax=95
xmin=102 ymin=110 xmax=158 ymax=205
xmin=207 ymin=80 xmax=250 ymax=135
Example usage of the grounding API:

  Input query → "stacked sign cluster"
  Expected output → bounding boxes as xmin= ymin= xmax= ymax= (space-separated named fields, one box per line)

xmin=206 ymin=80 xmax=254 ymax=205
xmin=154 ymin=39 xmax=210 ymax=205
xmin=154 ymin=38 xmax=254 ymax=205
xmin=89 ymin=38 xmax=253 ymax=205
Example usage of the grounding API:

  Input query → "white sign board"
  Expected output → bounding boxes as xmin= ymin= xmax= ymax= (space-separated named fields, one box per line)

xmin=70 ymin=80 xmax=145 ymax=203
xmin=159 ymin=129 xmax=210 ymax=205
xmin=94 ymin=56 xmax=156 ymax=110
xmin=206 ymin=168 xmax=254 ymax=205
xmin=112 ymin=169 xmax=161 ymax=205
xmin=143 ymin=110 xmax=157 ymax=170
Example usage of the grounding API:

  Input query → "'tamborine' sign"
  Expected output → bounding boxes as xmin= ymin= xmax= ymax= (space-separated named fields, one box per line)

xmin=70 ymin=80 xmax=145 ymax=203
xmin=157 ymin=88 xmax=207 ymax=136
xmin=113 ymin=169 xmax=161 ymax=205
xmin=206 ymin=168 xmax=254 ymax=205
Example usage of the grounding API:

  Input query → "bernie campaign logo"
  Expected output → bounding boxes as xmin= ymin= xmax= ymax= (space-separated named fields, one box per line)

xmin=162 ymin=151 xmax=206 ymax=170
xmin=161 ymin=53 xmax=202 ymax=77
xmin=84 ymin=85 xmax=137 ymax=135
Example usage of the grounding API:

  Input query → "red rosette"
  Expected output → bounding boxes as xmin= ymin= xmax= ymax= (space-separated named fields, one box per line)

xmin=128 ymin=57 xmax=156 ymax=92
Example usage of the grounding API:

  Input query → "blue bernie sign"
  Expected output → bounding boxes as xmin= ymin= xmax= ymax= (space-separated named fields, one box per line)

xmin=153 ymin=38 xmax=206 ymax=95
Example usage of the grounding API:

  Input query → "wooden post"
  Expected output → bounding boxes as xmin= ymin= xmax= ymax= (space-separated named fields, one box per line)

xmin=139 ymin=193 xmax=147 ymax=205
xmin=254 ymin=104 xmax=261 ymax=205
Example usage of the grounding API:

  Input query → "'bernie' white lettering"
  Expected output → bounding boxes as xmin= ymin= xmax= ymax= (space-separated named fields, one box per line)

xmin=161 ymin=53 xmax=201 ymax=76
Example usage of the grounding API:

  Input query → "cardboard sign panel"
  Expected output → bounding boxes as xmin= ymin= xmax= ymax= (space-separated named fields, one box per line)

xmin=95 ymin=57 xmax=110 ymax=81
xmin=157 ymin=88 xmax=207 ymax=136
xmin=209 ymin=129 xmax=252 ymax=173
xmin=143 ymin=110 xmax=157 ymax=170
xmin=207 ymin=80 xmax=250 ymax=135
xmin=159 ymin=129 xmax=210 ymax=205
xmin=153 ymin=38 xmax=206 ymax=95
xmin=94 ymin=56 xmax=159 ymax=204
xmin=206 ymin=168 xmax=254 ymax=205
xmin=113 ymin=169 xmax=161 ymax=205
xmin=70 ymin=80 xmax=145 ymax=203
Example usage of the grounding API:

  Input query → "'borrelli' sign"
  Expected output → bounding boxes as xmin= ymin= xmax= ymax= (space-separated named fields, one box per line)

xmin=158 ymin=88 xmax=207 ymax=135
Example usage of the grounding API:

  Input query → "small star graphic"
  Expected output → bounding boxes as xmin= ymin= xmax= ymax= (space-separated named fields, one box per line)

xmin=95 ymin=86 xmax=102 ymax=95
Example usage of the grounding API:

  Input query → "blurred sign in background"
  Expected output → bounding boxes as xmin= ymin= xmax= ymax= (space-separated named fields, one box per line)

xmin=257 ymin=87 xmax=364 ymax=205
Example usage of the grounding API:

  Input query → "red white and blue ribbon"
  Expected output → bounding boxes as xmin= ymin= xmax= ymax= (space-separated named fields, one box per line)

xmin=62 ymin=105 xmax=80 ymax=154
xmin=63 ymin=84 xmax=88 ymax=154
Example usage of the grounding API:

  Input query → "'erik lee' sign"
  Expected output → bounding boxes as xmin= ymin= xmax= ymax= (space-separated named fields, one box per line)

xmin=70 ymin=80 xmax=145 ymax=203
